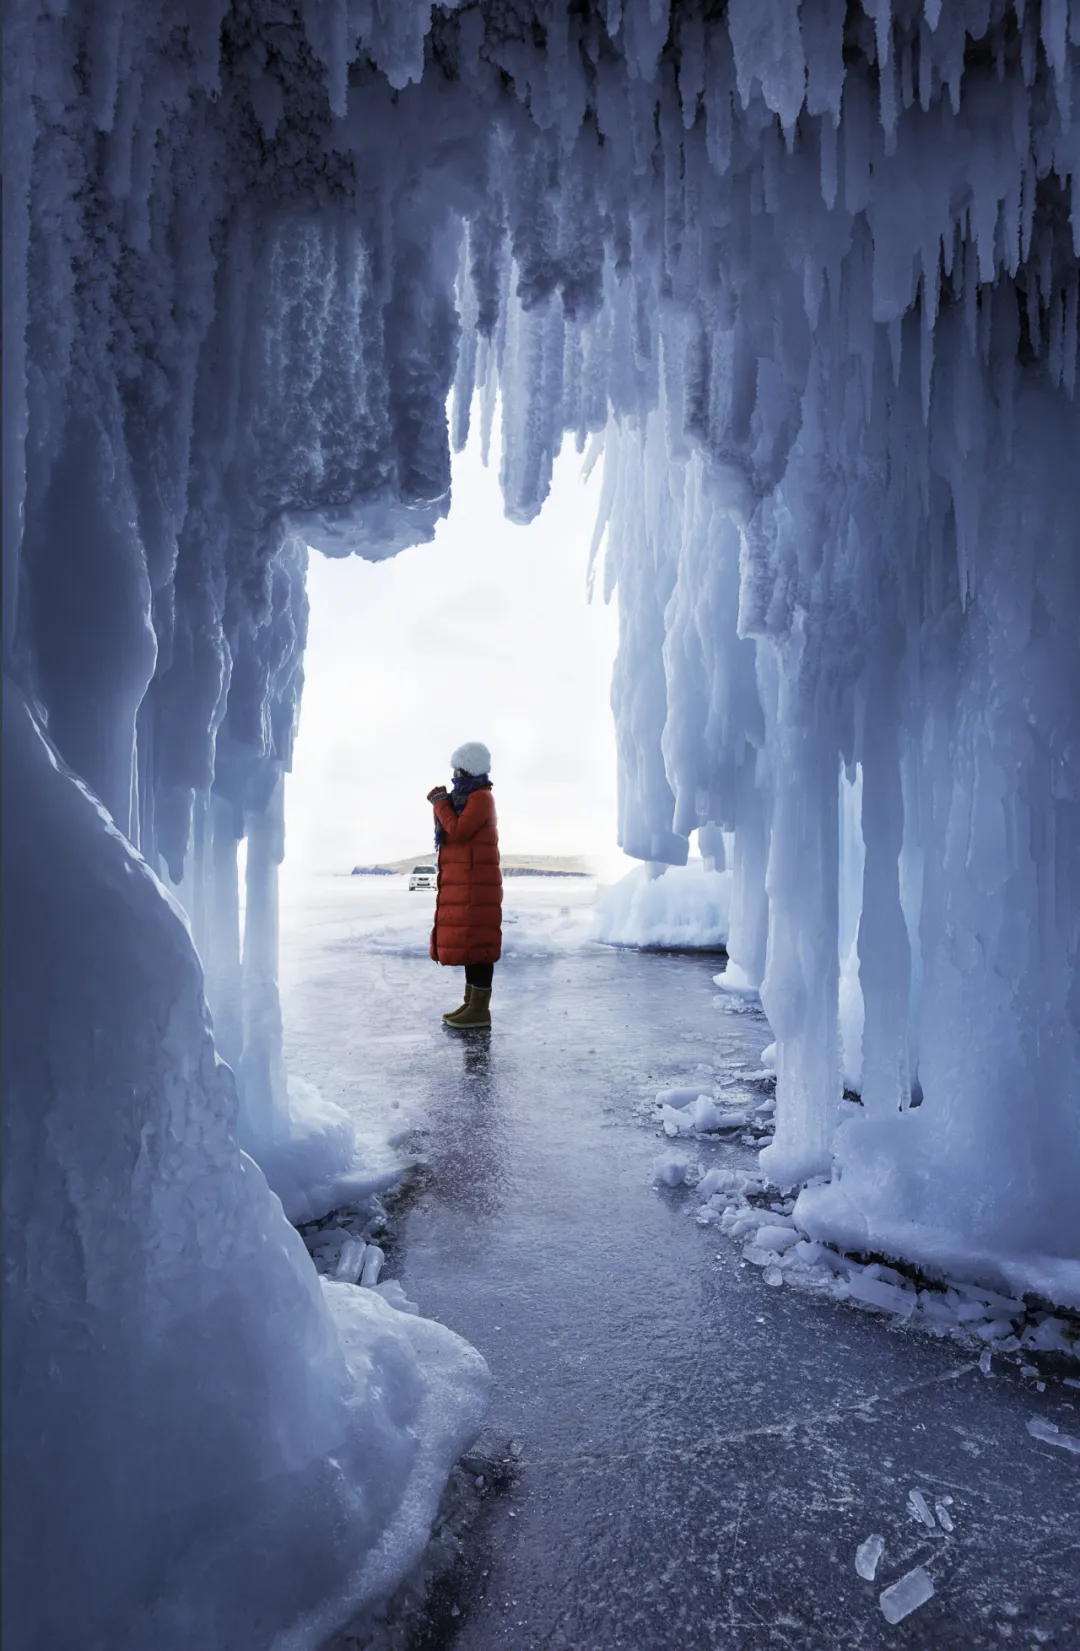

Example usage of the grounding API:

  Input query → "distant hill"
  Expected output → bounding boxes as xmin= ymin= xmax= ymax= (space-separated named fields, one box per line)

xmin=372 ymin=852 xmax=591 ymax=877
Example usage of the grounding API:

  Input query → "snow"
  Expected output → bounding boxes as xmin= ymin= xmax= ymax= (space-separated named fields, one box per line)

xmin=6 ymin=0 xmax=1080 ymax=1639
xmin=593 ymin=858 xmax=732 ymax=950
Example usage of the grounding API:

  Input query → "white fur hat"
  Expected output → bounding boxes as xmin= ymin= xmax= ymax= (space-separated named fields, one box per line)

xmin=450 ymin=741 xmax=492 ymax=776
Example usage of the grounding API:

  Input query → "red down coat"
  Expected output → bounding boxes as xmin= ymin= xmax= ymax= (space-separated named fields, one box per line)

xmin=429 ymin=786 xmax=503 ymax=966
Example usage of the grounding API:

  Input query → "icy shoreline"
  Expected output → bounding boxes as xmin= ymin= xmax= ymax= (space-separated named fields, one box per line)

xmin=647 ymin=1050 xmax=1080 ymax=1362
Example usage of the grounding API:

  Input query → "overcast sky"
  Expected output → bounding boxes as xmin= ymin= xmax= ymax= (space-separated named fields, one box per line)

xmin=283 ymin=434 xmax=631 ymax=882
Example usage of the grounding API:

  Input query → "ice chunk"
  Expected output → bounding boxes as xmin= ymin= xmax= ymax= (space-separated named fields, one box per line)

xmin=654 ymin=1155 xmax=691 ymax=1187
xmin=374 ymin=1279 xmax=421 ymax=1316
xmin=846 ymin=1271 xmax=917 ymax=1319
xmin=698 ymin=1167 xmax=741 ymax=1198
xmin=1027 ymin=1418 xmax=1080 ymax=1455
xmin=743 ymin=1244 xmax=781 ymax=1268
xmin=879 ymin=1567 xmax=935 ymax=1624
xmin=754 ymin=1224 xmax=801 ymax=1253
xmin=975 ymin=1318 xmax=1017 ymax=1343
xmin=360 ymin=1244 xmax=385 ymax=1287
xmin=692 ymin=1096 xmax=723 ymax=1131
xmin=334 ymin=1237 xmax=365 ymax=1285
xmin=1022 ymin=1318 xmax=1076 ymax=1355
xmin=693 ymin=1096 xmax=748 ymax=1131
xmin=655 ymin=1086 xmax=710 ymax=1110
xmin=855 ymin=1533 xmax=884 ymax=1581
xmin=907 ymin=1488 xmax=937 ymax=1530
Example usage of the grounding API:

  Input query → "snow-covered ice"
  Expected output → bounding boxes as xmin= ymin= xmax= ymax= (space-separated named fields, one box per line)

xmin=594 ymin=859 xmax=731 ymax=950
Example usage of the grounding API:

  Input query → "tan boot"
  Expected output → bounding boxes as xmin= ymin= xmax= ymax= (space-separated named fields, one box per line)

xmin=447 ymin=986 xmax=491 ymax=1029
xmin=443 ymin=986 xmax=473 ymax=1024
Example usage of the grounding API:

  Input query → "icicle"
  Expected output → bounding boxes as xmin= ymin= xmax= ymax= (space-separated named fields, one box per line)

xmin=1049 ymin=284 xmax=1065 ymax=385
xmin=919 ymin=264 xmax=938 ymax=423
xmin=1063 ymin=276 xmax=1078 ymax=397
xmin=917 ymin=18 xmax=935 ymax=111
xmin=887 ymin=316 xmax=903 ymax=384
xmin=818 ymin=111 xmax=838 ymax=208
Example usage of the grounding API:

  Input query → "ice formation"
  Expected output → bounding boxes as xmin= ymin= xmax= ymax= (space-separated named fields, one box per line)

xmin=4 ymin=1 xmax=1080 ymax=1643
xmin=594 ymin=855 xmax=733 ymax=949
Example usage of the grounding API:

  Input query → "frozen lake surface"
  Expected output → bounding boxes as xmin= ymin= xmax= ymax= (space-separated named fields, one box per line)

xmin=281 ymin=877 xmax=1080 ymax=1651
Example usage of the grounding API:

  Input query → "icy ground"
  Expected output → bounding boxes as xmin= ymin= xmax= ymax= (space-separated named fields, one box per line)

xmin=282 ymin=879 xmax=1080 ymax=1651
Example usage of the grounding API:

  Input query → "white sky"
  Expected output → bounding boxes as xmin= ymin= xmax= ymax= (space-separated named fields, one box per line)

xmin=283 ymin=434 xmax=633 ymax=882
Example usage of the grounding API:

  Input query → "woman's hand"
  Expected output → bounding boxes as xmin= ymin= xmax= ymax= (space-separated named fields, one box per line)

xmin=427 ymin=785 xmax=449 ymax=804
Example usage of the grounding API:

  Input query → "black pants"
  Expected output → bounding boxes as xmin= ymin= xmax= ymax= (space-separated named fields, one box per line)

xmin=465 ymin=962 xmax=494 ymax=990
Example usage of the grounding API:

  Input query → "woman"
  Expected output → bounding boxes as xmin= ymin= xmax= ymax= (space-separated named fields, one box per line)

xmin=427 ymin=741 xmax=502 ymax=1029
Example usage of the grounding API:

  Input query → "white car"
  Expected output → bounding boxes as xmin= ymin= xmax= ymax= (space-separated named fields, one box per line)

xmin=408 ymin=864 xmax=437 ymax=891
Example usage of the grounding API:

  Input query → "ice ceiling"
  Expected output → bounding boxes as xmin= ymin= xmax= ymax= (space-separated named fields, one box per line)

xmin=3 ymin=1 xmax=1079 ymax=1645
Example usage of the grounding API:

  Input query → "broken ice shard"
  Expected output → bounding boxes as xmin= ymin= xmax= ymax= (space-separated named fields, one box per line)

xmin=907 ymin=1488 xmax=937 ymax=1530
xmin=334 ymin=1237 xmax=365 ymax=1285
xmin=1027 ymin=1417 xmax=1080 ymax=1455
xmin=359 ymin=1244 xmax=385 ymax=1287
xmin=879 ymin=1567 xmax=935 ymax=1624
xmin=855 ymin=1534 xmax=884 ymax=1582
xmin=846 ymin=1272 xmax=917 ymax=1319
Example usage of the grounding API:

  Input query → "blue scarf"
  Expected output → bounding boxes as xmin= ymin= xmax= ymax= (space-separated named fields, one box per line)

xmin=435 ymin=773 xmax=490 ymax=848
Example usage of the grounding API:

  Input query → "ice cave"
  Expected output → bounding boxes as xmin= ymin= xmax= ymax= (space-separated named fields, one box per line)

xmin=3 ymin=1 xmax=1079 ymax=1646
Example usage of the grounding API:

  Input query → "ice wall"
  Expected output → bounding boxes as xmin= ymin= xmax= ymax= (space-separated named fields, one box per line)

xmin=2 ymin=685 xmax=488 ymax=1648
xmin=447 ymin=0 xmax=1080 ymax=1299
xmin=4 ymin=1 xmax=1080 ymax=1641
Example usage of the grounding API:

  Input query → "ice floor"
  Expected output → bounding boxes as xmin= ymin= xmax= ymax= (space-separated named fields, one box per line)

xmin=281 ymin=878 xmax=1080 ymax=1651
